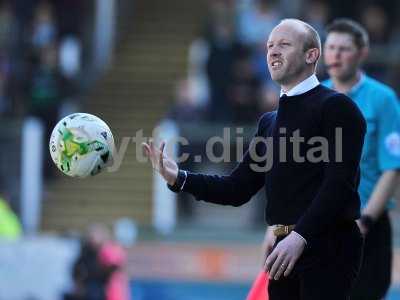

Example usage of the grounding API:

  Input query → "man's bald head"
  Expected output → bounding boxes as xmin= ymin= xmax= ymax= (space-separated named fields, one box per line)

xmin=279 ymin=19 xmax=322 ymax=55
xmin=267 ymin=19 xmax=321 ymax=90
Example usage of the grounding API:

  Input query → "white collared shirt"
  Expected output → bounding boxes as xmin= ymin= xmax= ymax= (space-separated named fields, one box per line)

xmin=280 ymin=74 xmax=320 ymax=97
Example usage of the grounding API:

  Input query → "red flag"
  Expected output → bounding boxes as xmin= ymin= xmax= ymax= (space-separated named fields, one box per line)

xmin=246 ymin=271 xmax=269 ymax=300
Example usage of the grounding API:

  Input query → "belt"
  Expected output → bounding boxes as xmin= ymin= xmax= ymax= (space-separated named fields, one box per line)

xmin=272 ymin=224 xmax=296 ymax=237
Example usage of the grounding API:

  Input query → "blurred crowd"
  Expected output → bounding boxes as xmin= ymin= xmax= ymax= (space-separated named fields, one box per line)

xmin=0 ymin=0 xmax=86 ymax=129
xmin=0 ymin=0 xmax=93 ymax=181
xmin=167 ymin=0 xmax=400 ymax=125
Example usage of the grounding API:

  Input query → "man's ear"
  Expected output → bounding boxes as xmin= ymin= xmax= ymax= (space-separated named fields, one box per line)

xmin=305 ymin=48 xmax=320 ymax=65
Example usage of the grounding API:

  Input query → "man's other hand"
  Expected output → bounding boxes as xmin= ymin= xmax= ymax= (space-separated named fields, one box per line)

xmin=264 ymin=231 xmax=306 ymax=280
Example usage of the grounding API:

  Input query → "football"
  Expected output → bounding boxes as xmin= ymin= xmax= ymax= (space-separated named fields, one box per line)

xmin=49 ymin=113 xmax=114 ymax=177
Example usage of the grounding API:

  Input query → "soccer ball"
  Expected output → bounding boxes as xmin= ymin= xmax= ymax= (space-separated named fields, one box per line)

xmin=49 ymin=113 xmax=115 ymax=177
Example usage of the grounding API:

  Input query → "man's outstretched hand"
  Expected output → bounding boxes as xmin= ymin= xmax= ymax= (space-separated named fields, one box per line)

xmin=142 ymin=140 xmax=179 ymax=186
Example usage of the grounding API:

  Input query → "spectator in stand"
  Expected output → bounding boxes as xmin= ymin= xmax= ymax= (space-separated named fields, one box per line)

xmin=360 ymin=3 xmax=391 ymax=81
xmin=237 ymin=0 xmax=281 ymax=46
xmin=0 ymin=1 xmax=13 ymax=51
xmin=31 ymin=1 xmax=57 ymax=51
xmin=237 ymin=0 xmax=281 ymax=85
xmin=27 ymin=43 xmax=64 ymax=130
xmin=228 ymin=50 xmax=263 ymax=123
xmin=65 ymin=224 xmax=113 ymax=300
xmin=191 ymin=0 xmax=282 ymax=123
xmin=0 ymin=52 xmax=11 ymax=115
xmin=302 ymin=0 xmax=329 ymax=41
xmin=54 ymin=0 xmax=83 ymax=88
xmin=302 ymin=0 xmax=330 ymax=77
xmin=58 ymin=36 xmax=82 ymax=118
xmin=0 ymin=2 xmax=15 ymax=115
xmin=26 ymin=43 xmax=69 ymax=178
xmin=361 ymin=4 xmax=390 ymax=46
xmin=167 ymin=79 xmax=205 ymax=123
xmin=204 ymin=15 xmax=245 ymax=122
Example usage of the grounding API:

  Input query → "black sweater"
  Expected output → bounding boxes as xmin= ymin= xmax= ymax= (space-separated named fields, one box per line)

xmin=177 ymin=85 xmax=366 ymax=241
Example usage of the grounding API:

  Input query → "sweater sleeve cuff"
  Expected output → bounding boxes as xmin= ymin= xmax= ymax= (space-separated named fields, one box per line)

xmin=292 ymin=230 xmax=307 ymax=245
xmin=293 ymin=222 xmax=311 ymax=242
xmin=167 ymin=170 xmax=187 ymax=193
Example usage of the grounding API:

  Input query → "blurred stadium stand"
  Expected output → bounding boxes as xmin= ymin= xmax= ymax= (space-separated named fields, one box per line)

xmin=42 ymin=0 xmax=207 ymax=232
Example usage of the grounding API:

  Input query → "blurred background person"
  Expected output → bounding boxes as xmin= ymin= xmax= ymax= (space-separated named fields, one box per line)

xmin=31 ymin=0 xmax=57 ymax=51
xmin=237 ymin=0 xmax=281 ymax=46
xmin=228 ymin=48 xmax=263 ymax=124
xmin=203 ymin=1 xmax=243 ymax=123
xmin=0 ymin=192 xmax=22 ymax=240
xmin=98 ymin=230 xmax=130 ymax=300
xmin=237 ymin=0 xmax=281 ymax=86
xmin=323 ymin=18 xmax=400 ymax=300
xmin=166 ymin=79 xmax=206 ymax=123
xmin=25 ymin=42 xmax=68 ymax=178
xmin=64 ymin=224 xmax=110 ymax=300
xmin=65 ymin=224 xmax=129 ymax=300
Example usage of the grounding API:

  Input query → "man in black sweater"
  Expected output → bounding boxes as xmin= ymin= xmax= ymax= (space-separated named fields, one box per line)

xmin=143 ymin=19 xmax=366 ymax=299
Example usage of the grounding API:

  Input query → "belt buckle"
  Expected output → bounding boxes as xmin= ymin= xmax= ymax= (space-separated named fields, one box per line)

xmin=284 ymin=225 xmax=289 ymax=235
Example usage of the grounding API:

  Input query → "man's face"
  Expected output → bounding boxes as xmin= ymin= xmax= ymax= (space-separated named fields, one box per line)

xmin=266 ymin=23 xmax=308 ymax=86
xmin=324 ymin=32 xmax=363 ymax=81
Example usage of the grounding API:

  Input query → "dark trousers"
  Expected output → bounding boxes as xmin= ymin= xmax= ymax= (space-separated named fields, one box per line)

xmin=268 ymin=221 xmax=363 ymax=300
xmin=351 ymin=211 xmax=392 ymax=300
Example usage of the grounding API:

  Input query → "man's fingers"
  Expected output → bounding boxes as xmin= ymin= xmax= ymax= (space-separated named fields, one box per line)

xmin=160 ymin=141 xmax=166 ymax=153
xmin=262 ymin=243 xmax=273 ymax=270
xmin=269 ymin=254 xmax=285 ymax=280
xmin=148 ymin=140 xmax=156 ymax=159
xmin=142 ymin=141 xmax=160 ymax=171
xmin=159 ymin=141 xmax=166 ymax=169
xmin=148 ymin=139 xmax=163 ymax=156
xmin=283 ymin=260 xmax=295 ymax=277
xmin=264 ymin=249 xmax=278 ymax=273
xmin=273 ymin=258 xmax=289 ymax=280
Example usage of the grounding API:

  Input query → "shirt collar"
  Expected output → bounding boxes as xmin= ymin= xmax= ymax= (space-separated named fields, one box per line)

xmin=326 ymin=72 xmax=366 ymax=96
xmin=280 ymin=74 xmax=320 ymax=97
